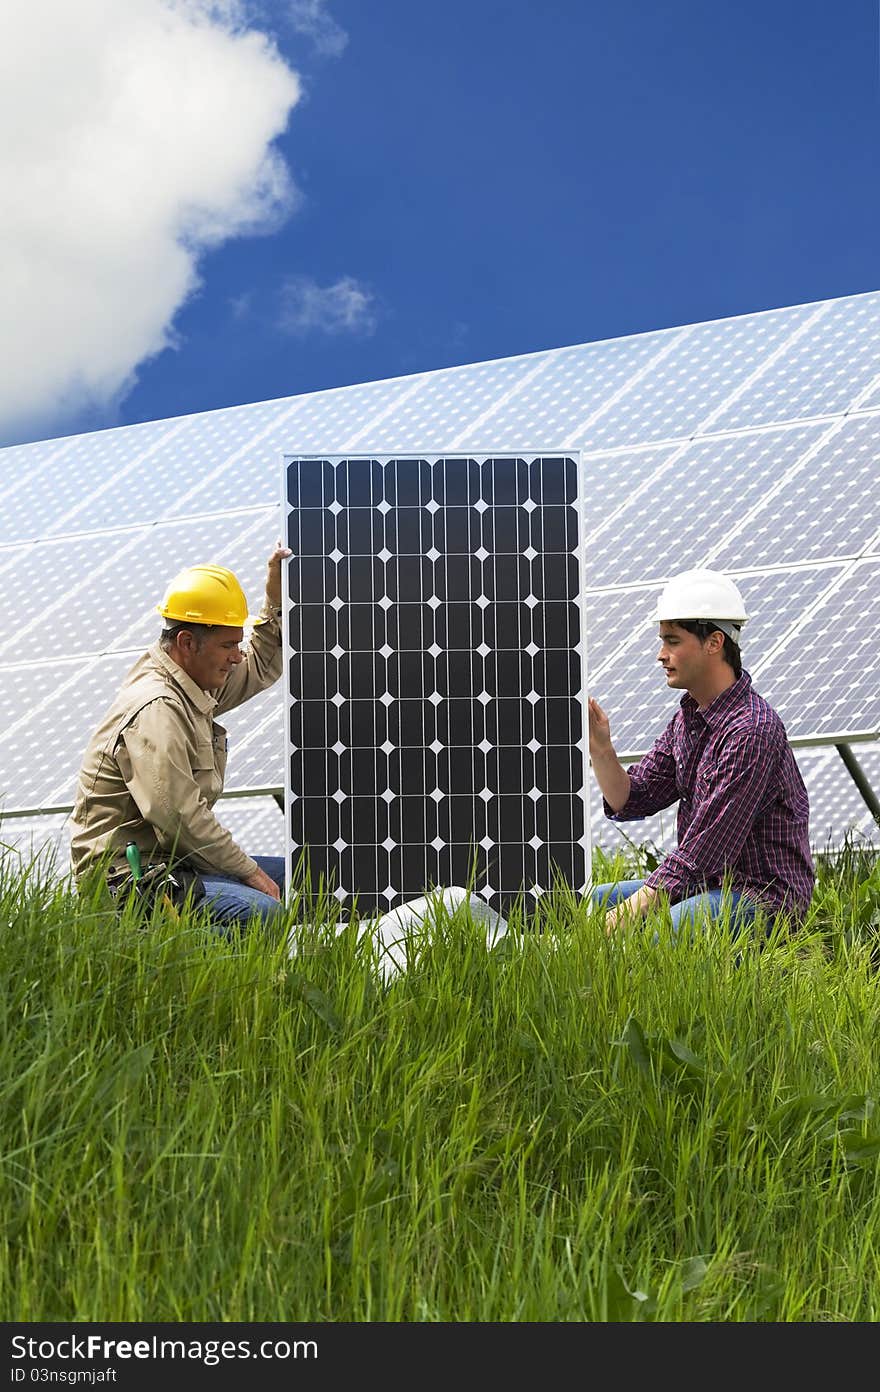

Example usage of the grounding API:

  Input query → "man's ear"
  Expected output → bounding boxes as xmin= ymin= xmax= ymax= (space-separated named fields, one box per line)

xmin=708 ymin=629 xmax=726 ymax=654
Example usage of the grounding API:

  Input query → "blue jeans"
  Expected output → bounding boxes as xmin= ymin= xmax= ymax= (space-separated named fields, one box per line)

xmin=590 ymin=878 xmax=760 ymax=938
xmin=199 ymin=855 xmax=286 ymax=934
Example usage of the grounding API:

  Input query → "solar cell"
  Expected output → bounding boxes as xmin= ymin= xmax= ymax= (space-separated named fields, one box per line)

xmin=802 ymin=746 xmax=880 ymax=851
xmin=14 ymin=417 xmax=187 ymax=543
xmin=0 ymin=435 xmax=79 ymax=506
xmin=224 ymin=707 xmax=285 ymax=790
xmin=348 ymin=356 xmax=553 ymax=451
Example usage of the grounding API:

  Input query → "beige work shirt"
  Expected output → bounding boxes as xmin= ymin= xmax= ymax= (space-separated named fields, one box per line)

xmin=69 ymin=602 xmax=283 ymax=882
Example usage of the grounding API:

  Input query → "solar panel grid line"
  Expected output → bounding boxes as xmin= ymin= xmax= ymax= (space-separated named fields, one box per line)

xmin=845 ymin=367 xmax=880 ymax=412
xmin=333 ymin=371 xmax=435 ymax=450
xmin=7 ymin=509 xmax=275 ymax=665
xmin=126 ymin=500 xmax=279 ymax=533
xmin=697 ymin=415 xmax=849 ymax=571
xmin=582 ymin=433 xmax=696 ymax=551
xmin=78 ymin=504 xmax=279 ymax=661
xmin=0 ymin=436 xmax=78 ymax=504
xmin=710 ymin=293 xmax=880 ymax=433
xmin=43 ymin=418 xmax=191 ymax=539
xmin=575 ymin=399 xmax=863 ymax=463
xmin=152 ymin=396 xmax=309 ymax=524
xmin=748 ymin=556 xmax=866 ymax=687
xmin=559 ymin=324 xmax=696 ymax=450
xmin=444 ymin=350 xmax=557 ymax=450
xmin=689 ymin=299 xmax=830 ymax=439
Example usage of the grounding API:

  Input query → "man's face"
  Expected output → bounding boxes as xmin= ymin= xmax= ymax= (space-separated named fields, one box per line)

xmin=179 ymin=626 xmax=245 ymax=690
xmin=656 ymin=622 xmax=715 ymax=691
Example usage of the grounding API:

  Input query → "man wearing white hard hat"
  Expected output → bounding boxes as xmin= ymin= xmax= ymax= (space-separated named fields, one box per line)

xmin=587 ymin=568 xmax=814 ymax=936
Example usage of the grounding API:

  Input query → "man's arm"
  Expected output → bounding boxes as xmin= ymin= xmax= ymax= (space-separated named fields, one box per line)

xmin=587 ymin=698 xmax=630 ymax=811
xmin=216 ymin=541 xmax=292 ymax=714
xmin=588 ymin=697 xmax=678 ymax=934
xmin=603 ymin=883 xmax=662 ymax=934
xmin=589 ymin=698 xmax=679 ymax=818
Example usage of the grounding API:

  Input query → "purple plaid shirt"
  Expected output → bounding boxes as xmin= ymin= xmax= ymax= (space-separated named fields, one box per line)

xmin=605 ymin=672 xmax=815 ymax=921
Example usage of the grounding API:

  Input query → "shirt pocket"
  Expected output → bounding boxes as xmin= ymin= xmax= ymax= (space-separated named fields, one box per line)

xmin=192 ymin=739 xmax=222 ymax=803
xmin=211 ymin=722 xmax=228 ymax=783
xmin=694 ymin=758 xmax=717 ymax=801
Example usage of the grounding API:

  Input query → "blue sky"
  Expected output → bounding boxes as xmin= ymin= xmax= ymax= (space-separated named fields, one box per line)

xmin=2 ymin=0 xmax=879 ymax=449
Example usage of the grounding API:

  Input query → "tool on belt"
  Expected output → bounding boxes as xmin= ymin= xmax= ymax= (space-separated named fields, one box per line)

xmin=107 ymin=843 xmax=206 ymax=918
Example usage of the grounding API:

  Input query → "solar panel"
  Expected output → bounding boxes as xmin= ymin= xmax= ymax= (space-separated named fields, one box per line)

xmin=585 ymin=422 xmax=826 ymax=589
xmin=1 ymin=653 xmax=137 ymax=811
xmin=574 ymin=299 xmax=821 ymax=451
xmin=753 ymin=559 xmax=880 ymax=741
xmin=0 ymin=287 xmax=877 ymax=872
xmin=282 ymin=454 xmax=590 ymax=916
xmin=711 ymin=293 xmax=880 ymax=430
xmin=709 ymin=414 xmax=880 ymax=571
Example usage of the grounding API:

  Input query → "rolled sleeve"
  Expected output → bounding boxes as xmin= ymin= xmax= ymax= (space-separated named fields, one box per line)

xmin=119 ymin=701 xmax=258 ymax=880
xmin=606 ymin=720 xmax=679 ymax=821
xmin=215 ymin=600 xmax=283 ymax=715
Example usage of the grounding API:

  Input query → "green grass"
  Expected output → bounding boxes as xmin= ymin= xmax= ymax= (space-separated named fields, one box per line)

xmin=1 ymin=837 xmax=879 ymax=1322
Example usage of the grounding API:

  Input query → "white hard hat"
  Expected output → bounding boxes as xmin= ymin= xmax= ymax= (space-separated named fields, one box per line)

xmin=655 ymin=569 xmax=749 ymax=644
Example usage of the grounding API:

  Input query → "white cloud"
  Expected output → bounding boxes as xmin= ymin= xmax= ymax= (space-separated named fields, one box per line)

xmin=0 ymin=0 xmax=302 ymax=442
xmin=279 ymin=275 xmax=377 ymax=337
xmin=287 ymin=0 xmax=348 ymax=57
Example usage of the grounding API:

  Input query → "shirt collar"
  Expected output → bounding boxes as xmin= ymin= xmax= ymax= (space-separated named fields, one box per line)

xmin=148 ymin=641 xmax=218 ymax=714
xmin=680 ymin=670 xmax=752 ymax=728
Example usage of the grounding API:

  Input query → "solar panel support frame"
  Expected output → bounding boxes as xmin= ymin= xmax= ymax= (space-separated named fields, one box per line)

xmin=835 ymin=743 xmax=880 ymax=826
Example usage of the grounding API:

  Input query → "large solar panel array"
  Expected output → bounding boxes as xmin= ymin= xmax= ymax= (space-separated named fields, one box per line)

xmin=283 ymin=454 xmax=589 ymax=915
xmin=1 ymin=288 xmax=879 ymax=882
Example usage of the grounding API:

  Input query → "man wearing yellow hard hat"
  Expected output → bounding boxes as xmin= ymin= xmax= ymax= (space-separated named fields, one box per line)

xmin=70 ymin=542 xmax=292 ymax=929
xmin=588 ymin=568 xmax=815 ymax=938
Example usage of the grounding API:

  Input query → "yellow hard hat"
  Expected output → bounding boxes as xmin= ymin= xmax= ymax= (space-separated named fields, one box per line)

xmin=157 ymin=564 xmax=259 ymax=627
